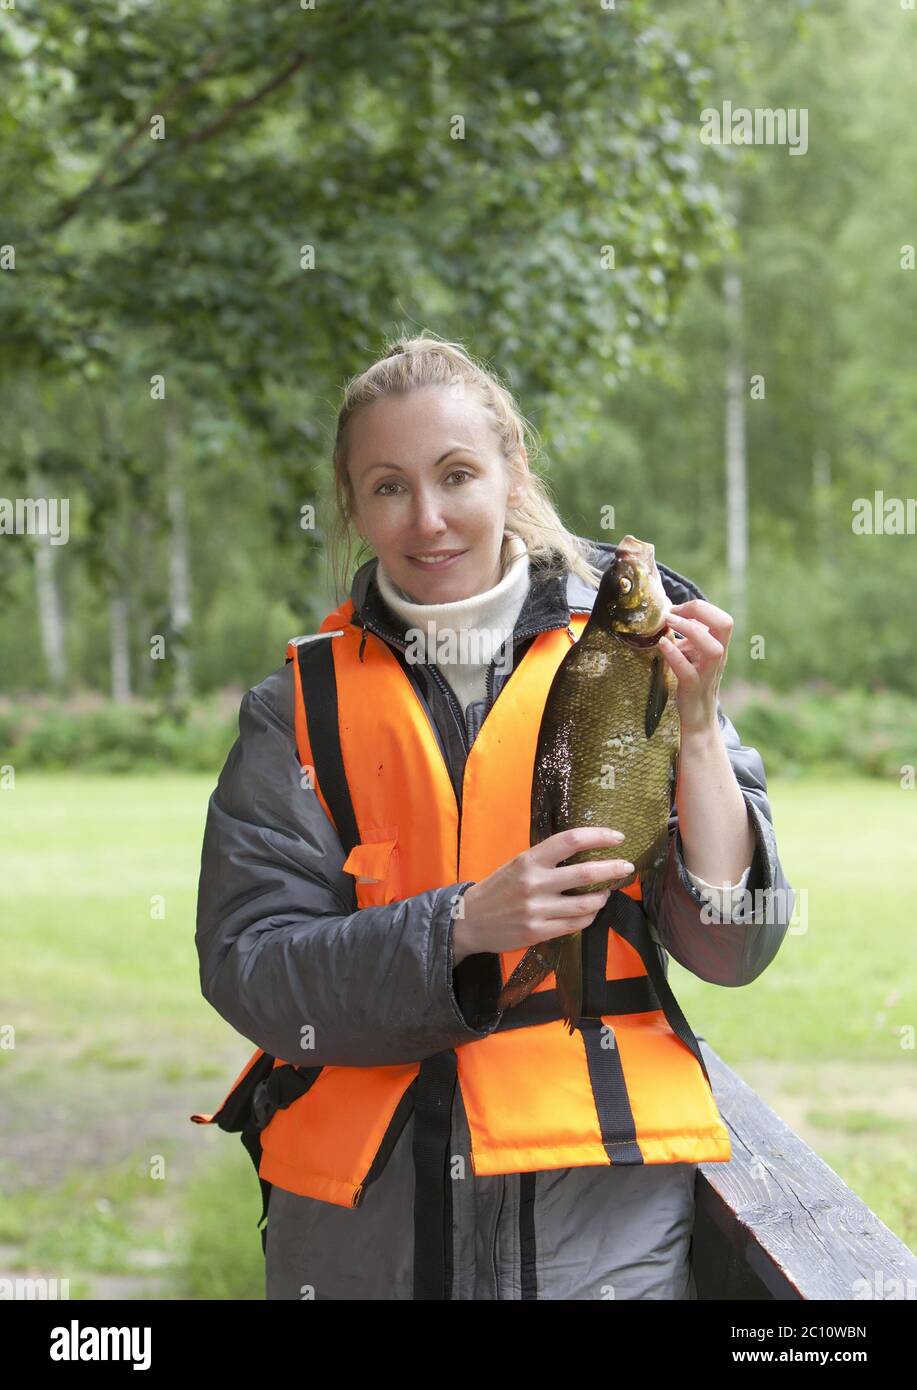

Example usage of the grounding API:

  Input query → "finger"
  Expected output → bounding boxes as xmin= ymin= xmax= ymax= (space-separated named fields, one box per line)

xmin=540 ymin=889 xmax=611 ymax=921
xmin=664 ymin=615 xmax=724 ymax=661
xmin=538 ymin=912 xmax=606 ymax=940
xmin=666 ymin=606 xmax=732 ymax=648
xmin=551 ymin=857 xmax=634 ymax=892
xmin=659 ymin=633 xmax=699 ymax=679
xmin=668 ymin=599 xmax=733 ymax=631
xmin=532 ymin=827 xmax=625 ymax=864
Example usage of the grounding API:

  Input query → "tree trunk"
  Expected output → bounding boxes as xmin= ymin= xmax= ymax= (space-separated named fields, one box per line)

xmin=28 ymin=469 xmax=68 ymax=692
xmin=93 ymin=398 xmax=133 ymax=703
xmin=724 ymin=261 xmax=748 ymax=639
xmin=109 ymin=594 xmax=131 ymax=702
xmin=164 ymin=401 xmax=193 ymax=702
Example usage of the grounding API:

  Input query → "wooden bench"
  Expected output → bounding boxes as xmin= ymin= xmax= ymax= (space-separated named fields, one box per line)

xmin=692 ymin=1039 xmax=917 ymax=1300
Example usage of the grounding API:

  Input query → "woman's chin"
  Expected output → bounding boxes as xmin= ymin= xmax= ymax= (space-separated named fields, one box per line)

xmin=396 ymin=550 xmax=476 ymax=600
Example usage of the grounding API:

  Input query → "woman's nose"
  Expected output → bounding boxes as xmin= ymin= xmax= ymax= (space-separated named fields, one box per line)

xmin=411 ymin=492 xmax=448 ymax=535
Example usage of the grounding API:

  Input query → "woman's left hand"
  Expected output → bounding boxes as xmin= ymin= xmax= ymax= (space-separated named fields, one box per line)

xmin=658 ymin=600 xmax=733 ymax=735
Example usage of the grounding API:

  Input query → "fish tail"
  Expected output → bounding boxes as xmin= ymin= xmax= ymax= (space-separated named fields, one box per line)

xmin=555 ymin=933 xmax=583 ymax=1033
xmin=498 ymin=938 xmax=563 ymax=1010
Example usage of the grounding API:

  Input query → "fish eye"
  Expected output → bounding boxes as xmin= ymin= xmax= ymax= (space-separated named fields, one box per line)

xmin=619 ymin=576 xmax=632 ymax=595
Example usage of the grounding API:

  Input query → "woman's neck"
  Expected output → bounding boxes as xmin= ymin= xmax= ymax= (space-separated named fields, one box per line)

xmin=373 ymin=534 xmax=532 ymax=716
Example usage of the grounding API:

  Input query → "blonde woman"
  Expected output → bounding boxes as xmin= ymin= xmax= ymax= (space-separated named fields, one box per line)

xmin=194 ymin=333 xmax=793 ymax=1300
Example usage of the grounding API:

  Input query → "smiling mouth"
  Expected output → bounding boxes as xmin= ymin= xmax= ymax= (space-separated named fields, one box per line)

xmin=406 ymin=550 xmax=467 ymax=567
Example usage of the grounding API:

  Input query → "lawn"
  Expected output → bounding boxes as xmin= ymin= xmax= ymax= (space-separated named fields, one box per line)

xmin=0 ymin=772 xmax=914 ymax=1299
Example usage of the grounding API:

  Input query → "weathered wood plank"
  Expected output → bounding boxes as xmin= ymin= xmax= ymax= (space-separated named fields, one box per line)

xmin=692 ymin=1039 xmax=917 ymax=1301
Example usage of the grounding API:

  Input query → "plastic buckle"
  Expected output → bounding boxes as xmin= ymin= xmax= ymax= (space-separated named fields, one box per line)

xmin=251 ymin=1078 xmax=277 ymax=1132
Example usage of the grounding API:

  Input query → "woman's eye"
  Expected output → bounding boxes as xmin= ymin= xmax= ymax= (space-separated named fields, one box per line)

xmin=375 ymin=469 xmax=471 ymax=496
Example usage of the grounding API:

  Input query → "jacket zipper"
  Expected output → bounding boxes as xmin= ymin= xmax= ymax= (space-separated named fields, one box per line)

xmin=425 ymin=662 xmax=469 ymax=874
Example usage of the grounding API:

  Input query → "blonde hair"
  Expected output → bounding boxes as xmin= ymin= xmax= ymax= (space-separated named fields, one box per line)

xmin=326 ymin=330 xmax=603 ymax=596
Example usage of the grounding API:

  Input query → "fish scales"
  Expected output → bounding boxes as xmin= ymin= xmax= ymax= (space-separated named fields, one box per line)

xmin=499 ymin=535 xmax=680 ymax=1030
xmin=534 ymin=626 xmax=678 ymax=892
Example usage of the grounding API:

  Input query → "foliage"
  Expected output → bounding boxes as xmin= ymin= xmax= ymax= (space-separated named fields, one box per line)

xmin=2 ymin=681 xmax=914 ymax=780
xmin=0 ymin=0 xmax=914 ymax=703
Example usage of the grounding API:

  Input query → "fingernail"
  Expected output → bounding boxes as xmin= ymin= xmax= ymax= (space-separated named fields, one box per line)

xmin=620 ymin=862 xmax=635 ymax=873
xmin=606 ymin=830 xmax=625 ymax=841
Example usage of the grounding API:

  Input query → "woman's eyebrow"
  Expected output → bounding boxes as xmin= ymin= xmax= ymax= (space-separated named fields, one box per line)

xmin=364 ymin=447 xmax=479 ymax=476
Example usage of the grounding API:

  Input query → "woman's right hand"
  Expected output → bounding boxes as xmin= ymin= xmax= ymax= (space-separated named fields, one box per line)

xmin=452 ymin=827 xmax=635 ymax=965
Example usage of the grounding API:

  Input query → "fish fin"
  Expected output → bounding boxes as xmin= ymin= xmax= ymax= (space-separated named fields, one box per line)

xmin=555 ymin=933 xmax=582 ymax=1034
xmin=644 ymin=653 xmax=670 ymax=739
xmin=498 ymin=938 xmax=563 ymax=1010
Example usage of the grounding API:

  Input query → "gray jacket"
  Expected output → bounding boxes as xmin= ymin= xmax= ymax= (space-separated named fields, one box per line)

xmin=194 ymin=539 xmax=794 ymax=1299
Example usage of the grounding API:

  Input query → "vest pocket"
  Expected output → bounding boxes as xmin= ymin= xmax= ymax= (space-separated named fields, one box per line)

xmin=342 ymin=826 xmax=401 ymax=908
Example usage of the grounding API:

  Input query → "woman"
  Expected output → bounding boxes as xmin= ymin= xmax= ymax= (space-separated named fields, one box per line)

xmin=194 ymin=334 xmax=794 ymax=1300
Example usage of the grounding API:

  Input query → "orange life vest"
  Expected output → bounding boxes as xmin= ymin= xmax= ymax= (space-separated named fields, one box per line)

xmin=193 ymin=597 xmax=731 ymax=1288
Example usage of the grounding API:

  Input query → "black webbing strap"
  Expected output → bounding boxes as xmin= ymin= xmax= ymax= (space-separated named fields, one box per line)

xmin=581 ymin=904 xmax=614 ymax=1016
xmin=251 ymin=1063 xmax=323 ymax=1131
xmin=495 ymin=975 xmax=658 ymax=1030
xmin=238 ymin=1125 xmax=273 ymax=1256
xmin=576 ymin=888 xmax=642 ymax=1159
xmin=411 ymin=1050 xmax=459 ymax=1300
xmin=578 ymin=1016 xmax=642 ymax=1163
xmin=599 ymin=891 xmax=712 ymax=1089
xmin=206 ymin=1051 xmax=308 ymax=1254
xmin=519 ymin=1172 xmax=538 ymax=1300
xmin=292 ymin=637 xmax=361 ymax=858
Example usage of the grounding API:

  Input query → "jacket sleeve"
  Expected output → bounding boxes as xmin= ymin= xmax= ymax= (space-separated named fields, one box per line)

xmin=194 ymin=665 xmax=503 ymax=1068
xmin=640 ymin=702 xmax=795 ymax=987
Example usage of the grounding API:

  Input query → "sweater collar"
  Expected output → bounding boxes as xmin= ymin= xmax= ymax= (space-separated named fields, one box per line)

xmin=349 ymin=535 xmax=611 ymax=649
xmin=374 ymin=534 xmax=531 ymax=636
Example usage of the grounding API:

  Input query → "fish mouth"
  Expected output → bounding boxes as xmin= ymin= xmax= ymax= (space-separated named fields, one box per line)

xmin=616 ymin=534 xmax=656 ymax=567
xmin=616 ymin=621 xmax=670 ymax=648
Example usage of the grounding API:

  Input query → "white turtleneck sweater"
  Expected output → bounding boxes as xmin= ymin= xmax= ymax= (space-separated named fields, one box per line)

xmin=374 ymin=536 xmax=751 ymax=921
xmin=376 ymin=533 xmax=532 ymax=714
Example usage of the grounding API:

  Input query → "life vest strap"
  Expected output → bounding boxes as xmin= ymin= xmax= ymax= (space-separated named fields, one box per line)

xmin=251 ymin=1063 xmax=323 ymax=1131
xmin=494 ymin=974 xmax=659 ymax=1030
xmin=411 ymin=1050 xmax=459 ymax=1301
xmin=288 ymin=637 xmax=361 ymax=856
xmin=600 ymin=891 xmax=712 ymax=1089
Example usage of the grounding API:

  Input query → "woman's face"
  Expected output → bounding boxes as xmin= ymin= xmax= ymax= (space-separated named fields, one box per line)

xmin=346 ymin=385 xmax=528 ymax=603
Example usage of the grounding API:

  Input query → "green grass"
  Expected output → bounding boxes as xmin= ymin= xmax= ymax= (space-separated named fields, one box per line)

xmin=671 ymin=777 xmax=917 ymax=1062
xmin=0 ymin=772 xmax=259 ymax=1298
xmin=671 ymin=776 xmax=917 ymax=1248
xmin=0 ymin=772 xmax=914 ymax=1299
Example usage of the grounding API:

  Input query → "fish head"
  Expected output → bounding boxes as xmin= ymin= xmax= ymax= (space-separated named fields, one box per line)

xmin=596 ymin=535 xmax=672 ymax=639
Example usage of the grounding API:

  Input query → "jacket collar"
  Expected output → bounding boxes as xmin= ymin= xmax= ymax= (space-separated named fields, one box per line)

xmin=349 ymin=538 xmax=616 ymax=648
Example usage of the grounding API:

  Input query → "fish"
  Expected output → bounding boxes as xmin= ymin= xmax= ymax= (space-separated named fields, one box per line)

xmin=497 ymin=535 xmax=680 ymax=1033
